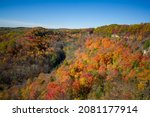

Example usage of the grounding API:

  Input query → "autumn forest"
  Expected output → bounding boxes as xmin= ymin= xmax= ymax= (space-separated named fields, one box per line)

xmin=0 ymin=23 xmax=150 ymax=99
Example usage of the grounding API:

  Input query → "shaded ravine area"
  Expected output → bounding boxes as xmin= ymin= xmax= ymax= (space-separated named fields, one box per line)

xmin=0 ymin=27 xmax=90 ymax=99
xmin=0 ymin=23 xmax=150 ymax=99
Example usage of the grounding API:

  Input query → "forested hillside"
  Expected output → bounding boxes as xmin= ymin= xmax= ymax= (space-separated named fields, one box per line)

xmin=0 ymin=23 xmax=150 ymax=99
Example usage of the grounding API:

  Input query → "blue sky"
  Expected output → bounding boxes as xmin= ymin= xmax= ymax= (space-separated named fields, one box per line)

xmin=0 ymin=0 xmax=150 ymax=28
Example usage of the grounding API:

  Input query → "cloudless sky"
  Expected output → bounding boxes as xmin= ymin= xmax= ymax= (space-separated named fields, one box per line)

xmin=0 ymin=0 xmax=150 ymax=28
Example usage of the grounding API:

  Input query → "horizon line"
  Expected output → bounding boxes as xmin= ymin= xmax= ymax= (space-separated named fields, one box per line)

xmin=0 ymin=19 xmax=150 ymax=29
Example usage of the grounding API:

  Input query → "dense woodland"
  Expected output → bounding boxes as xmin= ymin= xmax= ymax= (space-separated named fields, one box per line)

xmin=0 ymin=23 xmax=150 ymax=99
